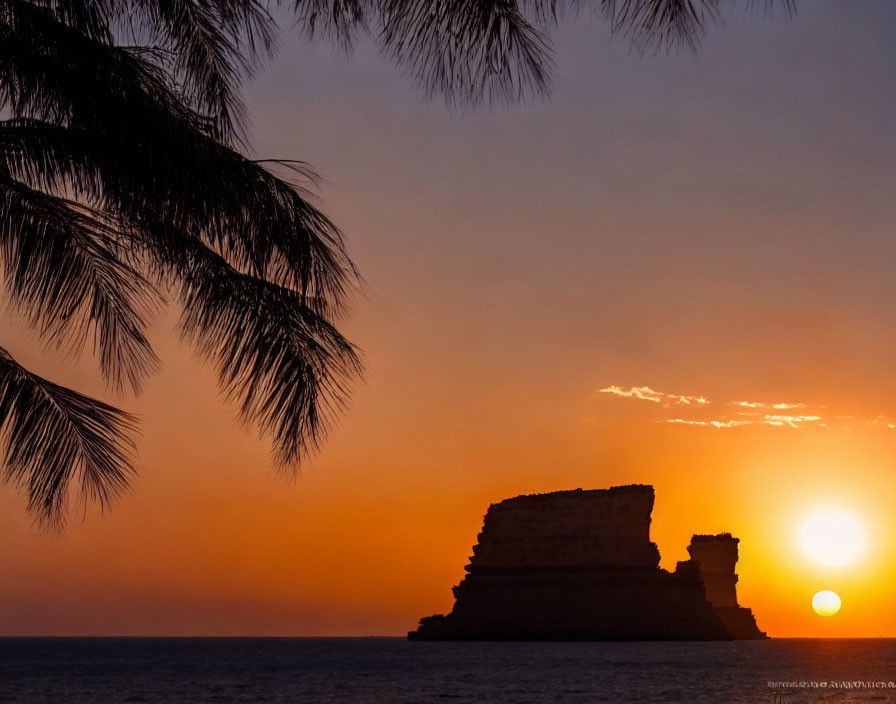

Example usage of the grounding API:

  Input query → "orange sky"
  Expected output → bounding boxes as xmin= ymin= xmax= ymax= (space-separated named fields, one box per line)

xmin=2 ymin=2 xmax=896 ymax=637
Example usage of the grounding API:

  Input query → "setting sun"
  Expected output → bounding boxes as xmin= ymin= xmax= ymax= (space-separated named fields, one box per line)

xmin=801 ymin=509 xmax=865 ymax=567
xmin=812 ymin=591 xmax=842 ymax=617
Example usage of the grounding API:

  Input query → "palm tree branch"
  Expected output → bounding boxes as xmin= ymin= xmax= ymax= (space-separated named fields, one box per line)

xmin=0 ymin=172 xmax=161 ymax=394
xmin=27 ymin=0 xmax=118 ymax=41
xmin=290 ymin=0 xmax=796 ymax=104
xmin=0 ymin=346 xmax=137 ymax=528
xmin=129 ymin=0 xmax=272 ymax=143
xmin=0 ymin=118 xmax=105 ymax=202
xmin=0 ymin=0 xmax=210 ymax=131
xmin=375 ymin=0 xmax=554 ymax=106
xmin=0 ymin=119 xmax=354 ymax=318
xmin=174 ymin=237 xmax=363 ymax=469
xmin=293 ymin=0 xmax=367 ymax=47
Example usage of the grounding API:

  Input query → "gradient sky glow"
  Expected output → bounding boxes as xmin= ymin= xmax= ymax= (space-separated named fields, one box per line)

xmin=2 ymin=1 xmax=896 ymax=637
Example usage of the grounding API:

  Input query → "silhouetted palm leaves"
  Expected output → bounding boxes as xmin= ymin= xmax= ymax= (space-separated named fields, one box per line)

xmin=1 ymin=0 xmax=792 ymax=528
xmin=1 ymin=0 xmax=359 ymax=529
xmin=292 ymin=0 xmax=795 ymax=104
xmin=0 ymin=347 xmax=138 ymax=522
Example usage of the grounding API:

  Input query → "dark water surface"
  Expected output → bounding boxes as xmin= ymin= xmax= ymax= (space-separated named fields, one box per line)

xmin=1 ymin=637 xmax=894 ymax=703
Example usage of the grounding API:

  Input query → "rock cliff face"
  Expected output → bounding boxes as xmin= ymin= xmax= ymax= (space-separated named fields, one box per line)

xmin=469 ymin=485 xmax=661 ymax=570
xmin=408 ymin=485 xmax=767 ymax=641
xmin=687 ymin=534 xmax=766 ymax=639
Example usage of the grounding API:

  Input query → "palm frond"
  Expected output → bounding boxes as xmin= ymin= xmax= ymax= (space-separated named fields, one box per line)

xmin=129 ymin=0 xmax=277 ymax=142
xmin=0 ymin=4 xmax=355 ymax=311
xmin=213 ymin=0 xmax=279 ymax=55
xmin=743 ymin=0 xmax=796 ymax=20
xmin=28 ymin=0 xmax=118 ymax=41
xmin=1 ymin=118 xmax=354 ymax=314
xmin=0 ymin=118 xmax=105 ymax=202
xmin=177 ymin=240 xmax=362 ymax=469
xmin=608 ymin=0 xmax=721 ymax=52
xmin=290 ymin=0 xmax=553 ymax=105
xmin=290 ymin=0 xmax=795 ymax=104
xmin=0 ymin=346 xmax=137 ymax=529
xmin=135 ymin=142 xmax=356 ymax=315
xmin=0 ymin=88 xmax=357 ymax=522
xmin=605 ymin=0 xmax=796 ymax=52
xmin=293 ymin=0 xmax=366 ymax=47
xmin=18 ymin=0 xmax=276 ymax=140
xmin=0 ymin=174 xmax=161 ymax=394
xmin=519 ymin=0 xmax=588 ymax=25
xmin=0 ymin=0 xmax=209 ymax=131
xmin=377 ymin=0 xmax=553 ymax=106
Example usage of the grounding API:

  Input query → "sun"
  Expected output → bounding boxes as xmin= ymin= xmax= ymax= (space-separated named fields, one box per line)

xmin=801 ymin=508 xmax=865 ymax=567
xmin=812 ymin=590 xmax=842 ymax=616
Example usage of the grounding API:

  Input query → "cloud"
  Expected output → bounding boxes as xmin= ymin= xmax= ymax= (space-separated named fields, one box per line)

xmin=733 ymin=401 xmax=806 ymax=410
xmin=597 ymin=383 xmax=896 ymax=433
xmin=662 ymin=418 xmax=752 ymax=428
xmin=598 ymin=385 xmax=709 ymax=407
xmin=761 ymin=414 xmax=823 ymax=428
xmin=661 ymin=414 xmax=823 ymax=429
xmin=598 ymin=383 xmax=834 ymax=431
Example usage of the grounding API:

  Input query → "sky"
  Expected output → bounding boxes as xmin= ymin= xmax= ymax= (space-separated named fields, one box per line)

xmin=2 ymin=1 xmax=896 ymax=637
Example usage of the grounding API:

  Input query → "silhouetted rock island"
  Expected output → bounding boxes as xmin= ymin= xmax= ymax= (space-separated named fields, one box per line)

xmin=409 ymin=485 xmax=766 ymax=640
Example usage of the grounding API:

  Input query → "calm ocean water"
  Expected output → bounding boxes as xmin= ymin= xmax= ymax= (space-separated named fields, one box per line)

xmin=1 ymin=637 xmax=894 ymax=703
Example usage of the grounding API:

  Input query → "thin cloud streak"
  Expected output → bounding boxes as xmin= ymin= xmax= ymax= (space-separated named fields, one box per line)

xmin=661 ymin=414 xmax=823 ymax=429
xmin=662 ymin=419 xmax=752 ymax=428
xmin=597 ymin=384 xmax=894 ymax=432
xmin=763 ymin=415 xmax=823 ymax=428
xmin=733 ymin=401 xmax=806 ymax=410
xmin=598 ymin=385 xmax=709 ymax=406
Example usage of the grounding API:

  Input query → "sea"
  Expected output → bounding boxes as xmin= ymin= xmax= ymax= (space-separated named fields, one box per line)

xmin=1 ymin=637 xmax=894 ymax=703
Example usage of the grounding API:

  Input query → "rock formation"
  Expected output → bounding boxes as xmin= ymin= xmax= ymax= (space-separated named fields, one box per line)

xmin=686 ymin=534 xmax=766 ymax=639
xmin=408 ymin=485 xmax=767 ymax=640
